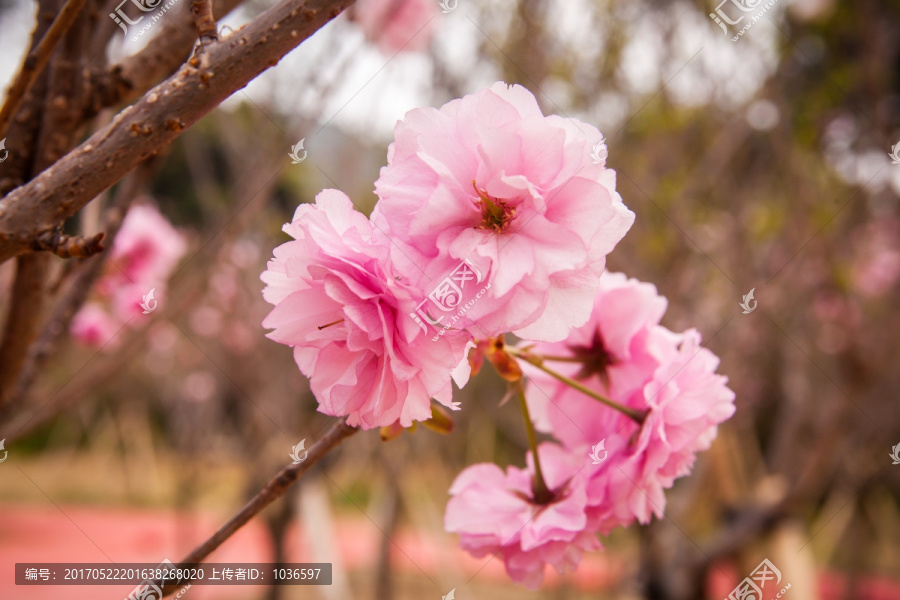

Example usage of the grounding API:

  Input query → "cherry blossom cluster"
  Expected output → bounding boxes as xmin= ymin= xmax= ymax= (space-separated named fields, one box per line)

xmin=71 ymin=203 xmax=186 ymax=348
xmin=260 ymin=82 xmax=735 ymax=587
xmin=445 ymin=273 xmax=736 ymax=587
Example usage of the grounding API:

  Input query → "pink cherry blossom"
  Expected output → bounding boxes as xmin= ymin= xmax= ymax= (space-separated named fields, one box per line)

xmin=444 ymin=443 xmax=600 ymax=589
xmin=70 ymin=303 xmax=122 ymax=348
xmin=261 ymin=189 xmax=471 ymax=429
xmin=580 ymin=329 xmax=735 ymax=532
xmin=351 ymin=0 xmax=437 ymax=54
xmin=372 ymin=82 xmax=634 ymax=342
xmin=525 ymin=271 xmax=668 ymax=445
xmin=524 ymin=272 xmax=735 ymax=531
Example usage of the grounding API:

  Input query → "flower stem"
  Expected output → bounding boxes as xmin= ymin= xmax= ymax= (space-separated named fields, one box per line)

xmin=533 ymin=354 xmax=585 ymax=363
xmin=516 ymin=380 xmax=553 ymax=504
xmin=510 ymin=349 xmax=646 ymax=424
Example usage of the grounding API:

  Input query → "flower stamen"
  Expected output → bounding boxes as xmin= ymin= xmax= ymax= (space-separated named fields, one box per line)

xmin=317 ymin=319 xmax=345 ymax=330
xmin=472 ymin=181 xmax=516 ymax=233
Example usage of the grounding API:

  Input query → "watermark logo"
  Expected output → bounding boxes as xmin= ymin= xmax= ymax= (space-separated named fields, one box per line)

xmin=290 ymin=439 xmax=308 ymax=464
xmin=127 ymin=559 xmax=173 ymax=600
xmin=589 ymin=439 xmax=608 ymax=464
xmin=438 ymin=0 xmax=458 ymax=13
xmin=740 ymin=288 xmax=757 ymax=314
xmin=410 ymin=259 xmax=491 ymax=341
xmin=110 ymin=0 xmax=180 ymax=41
xmin=442 ymin=589 xmax=456 ymax=600
xmin=289 ymin=139 xmax=307 ymax=164
xmin=889 ymin=142 xmax=900 ymax=165
xmin=725 ymin=558 xmax=790 ymax=600
xmin=590 ymin=137 xmax=608 ymax=165
xmin=0 ymin=439 xmax=7 ymax=463
xmin=0 ymin=138 xmax=8 ymax=162
xmin=709 ymin=0 xmax=781 ymax=42
xmin=890 ymin=444 xmax=900 ymax=465
xmin=140 ymin=288 xmax=158 ymax=314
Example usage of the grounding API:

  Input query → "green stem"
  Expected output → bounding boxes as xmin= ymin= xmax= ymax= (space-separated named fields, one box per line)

xmin=516 ymin=380 xmax=553 ymax=504
xmin=534 ymin=354 xmax=585 ymax=363
xmin=511 ymin=349 xmax=646 ymax=425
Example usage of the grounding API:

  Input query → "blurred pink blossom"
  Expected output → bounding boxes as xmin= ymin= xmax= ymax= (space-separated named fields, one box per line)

xmin=261 ymin=190 xmax=471 ymax=429
xmin=444 ymin=443 xmax=601 ymax=589
xmin=351 ymin=0 xmax=437 ymax=53
xmin=853 ymin=248 xmax=900 ymax=298
xmin=105 ymin=203 xmax=187 ymax=292
xmin=373 ymin=82 xmax=634 ymax=342
xmin=70 ymin=303 xmax=121 ymax=348
xmin=850 ymin=218 xmax=900 ymax=298
xmin=71 ymin=202 xmax=186 ymax=346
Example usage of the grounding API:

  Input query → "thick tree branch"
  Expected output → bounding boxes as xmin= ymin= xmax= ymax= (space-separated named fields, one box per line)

xmin=0 ymin=0 xmax=94 ymax=407
xmin=0 ymin=2 xmax=58 ymax=196
xmin=0 ymin=0 xmax=356 ymax=265
xmin=0 ymin=0 xmax=88 ymax=140
xmin=87 ymin=0 xmax=244 ymax=118
xmin=150 ymin=418 xmax=358 ymax=598
xmin=0 ymin=255 xmax=49 ymax=401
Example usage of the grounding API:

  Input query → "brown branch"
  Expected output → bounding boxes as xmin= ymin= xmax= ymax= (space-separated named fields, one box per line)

xmin=0 ymin=0 xmax=57 ymax=196
xmin=191 ymin=0 xmax=219 ymax=43
xmin=0 ymin=254 xmax=49 ymax=403
xmin=0 ymin=0 xmax=357 ymax=265
xmin=152 ymin=418 xmax=358 ymax=598
xmin=0 ymin=168 xmax=148 ymax=426
xmin=0 ymin=0 xmax=110 ymax=410
xmin=33 ymin=229 xmax=105 ymax=258
xmin=0 ymin=0 xmax=88 ymax=140
xmin=87 ymin=0 xmax=245 ymax=118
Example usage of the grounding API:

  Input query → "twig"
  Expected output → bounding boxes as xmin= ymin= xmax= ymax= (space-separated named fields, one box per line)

xmin=148 ymin=418 xmax=358 ymax=598
xmin=191 ymin=0 xmax=219 ymax=43
xmin=0 ymin=0 xmax=88 ymax=140
xmin=33 ymin=229 xmax=105 ymax=258
xmin=0 ymin=0 xmax=357 ymax=264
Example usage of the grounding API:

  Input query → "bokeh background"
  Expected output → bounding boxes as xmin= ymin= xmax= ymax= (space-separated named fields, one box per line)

xmin=1 ymin=0 xmax=899 ymax=598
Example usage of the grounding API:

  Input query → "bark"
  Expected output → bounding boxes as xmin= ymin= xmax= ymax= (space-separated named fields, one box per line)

xmin=0 ymin=0 xmax=357 ymax=264
xmin=86 ymin=0 xmax=244 ymax=118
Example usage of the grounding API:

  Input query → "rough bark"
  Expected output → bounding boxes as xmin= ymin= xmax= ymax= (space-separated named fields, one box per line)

xmin=0 ymin=0 xmax=357 ymax=264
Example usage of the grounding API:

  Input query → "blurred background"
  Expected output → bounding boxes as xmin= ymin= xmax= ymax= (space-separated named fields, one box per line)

xmin=0 ymin=0 xmax=899 ymax=598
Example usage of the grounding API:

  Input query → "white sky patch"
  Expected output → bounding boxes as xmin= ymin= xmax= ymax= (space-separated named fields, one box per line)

xmin=0 ymin=1 xmax=36 ymax=100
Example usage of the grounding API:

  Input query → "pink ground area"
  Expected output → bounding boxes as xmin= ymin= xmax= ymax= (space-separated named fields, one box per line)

xmin=2 ymin=503 xmax=897 ymax=599
xmin=0 ymin=502 xmax=622 ymax=599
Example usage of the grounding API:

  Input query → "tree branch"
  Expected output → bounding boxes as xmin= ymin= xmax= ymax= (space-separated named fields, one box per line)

xmin=192 ymin=0 xmax=219 ymax=43
xmin=0 ymin=254 xmax=49 ymax=402
xmin=33 ymin=229 xmax=105 ymax=258
xmin=151 ymin=418 xmax=358 ymax=598
xmin=0 ymin=169 xmax=149 ymax=420
xmin=0 ymin=0 xmax=356 ymax=265
xmin=86 ymin=0 xmax=245 ymax=118
xmin=0 ymin=0 xmax=88 ymax=140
